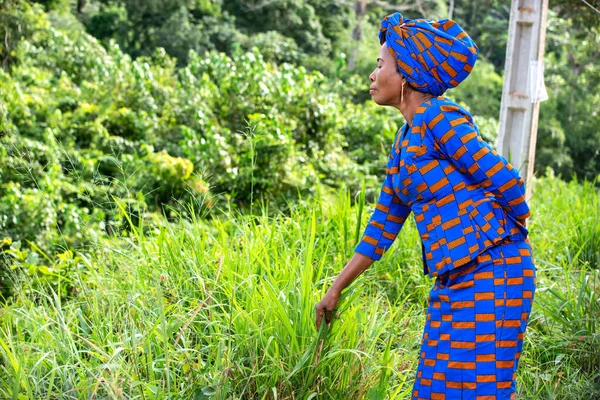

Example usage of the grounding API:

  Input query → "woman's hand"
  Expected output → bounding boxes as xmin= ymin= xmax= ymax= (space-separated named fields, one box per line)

xmin=314 ymin=253 xmax=374 ymax=331
xmin=315 ymin=287 xmax=341 ymax=330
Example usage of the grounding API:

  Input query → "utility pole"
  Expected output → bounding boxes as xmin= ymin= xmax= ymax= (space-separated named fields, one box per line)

xmin=497 ymin=0 xmax=549 ymax=201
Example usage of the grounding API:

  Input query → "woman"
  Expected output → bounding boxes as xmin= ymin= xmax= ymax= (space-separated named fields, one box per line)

xmin=315 ymin=12 xmax=536 ymax=399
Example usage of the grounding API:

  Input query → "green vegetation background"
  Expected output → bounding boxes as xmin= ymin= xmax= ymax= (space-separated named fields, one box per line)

xmin=0 ymin=0 xmax=599 ymax=398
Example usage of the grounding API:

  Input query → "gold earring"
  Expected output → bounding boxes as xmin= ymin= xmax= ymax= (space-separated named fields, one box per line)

xmin=401 ymin=80 xmax=406 ymax=104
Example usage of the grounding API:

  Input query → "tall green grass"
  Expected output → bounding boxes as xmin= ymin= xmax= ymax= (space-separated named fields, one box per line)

xmin=0 ymin=175 xmax=599 ymax=399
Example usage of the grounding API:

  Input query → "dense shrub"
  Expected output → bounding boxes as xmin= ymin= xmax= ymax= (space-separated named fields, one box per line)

xmin=2 ymin=0 xmax=598 ymax=301
xmin=0 ymin=2 xmax=401 ymax=297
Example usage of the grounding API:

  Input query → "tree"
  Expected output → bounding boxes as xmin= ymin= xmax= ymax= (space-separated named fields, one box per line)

xmin=536 ymin=7 xmax=600 ymax=181
xmin=79 ymin=0 xmax=238 ymax=65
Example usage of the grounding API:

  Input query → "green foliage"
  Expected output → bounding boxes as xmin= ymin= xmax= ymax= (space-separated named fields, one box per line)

xmin=80 ymin=0 xmax=239 ymax=66
xmin=0 ymin=187 xmax=424 ymax=398
xmin=223 ymin=0 xmax=333 ymax=57
xmin=452 ymin=59 xmax=503 ymax=119
xmin=527 ymin=170 xmax=600 ymax=270
xmin=0 ymin=176 xmax=598 ymax=398
xmin=0 ymin=8 xmax=599 ymax=394
xmin=451 ymin=0 xmax=511 ymax=71
xmin=536 ymin=13 xmax=600 ymax=181
xmin=0 ymin=0 xmax=50 ymax=69
xmin=240 ymin=31 xmax=303 ymax=65
xmin=0 ymin=0 xmax=405 ymax=297
xmin=8 ymin=0 xmax=597 ymax=181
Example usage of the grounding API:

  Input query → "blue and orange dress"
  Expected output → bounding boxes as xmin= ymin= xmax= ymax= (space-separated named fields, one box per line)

xmin=353 ymin=11 xmax=536 ymax=398
xmin=355 ymin=96 xmax=536 ymax=399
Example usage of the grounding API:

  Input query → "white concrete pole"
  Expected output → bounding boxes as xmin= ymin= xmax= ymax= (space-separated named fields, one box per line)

xmin=497 ymin=0 xmax=549 ymax=201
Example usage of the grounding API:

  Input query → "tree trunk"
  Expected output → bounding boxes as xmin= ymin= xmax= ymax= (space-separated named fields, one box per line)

xmin=348 ymin=0 xmax=367 ymax=70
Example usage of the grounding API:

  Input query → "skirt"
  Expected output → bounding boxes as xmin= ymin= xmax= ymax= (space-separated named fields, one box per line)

xmin=412 ymin=238 xmax=536 ymax=400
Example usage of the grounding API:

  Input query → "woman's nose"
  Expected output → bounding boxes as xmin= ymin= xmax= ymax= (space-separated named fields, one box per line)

xmin=369 ymin=70 xmax=375 ymax=82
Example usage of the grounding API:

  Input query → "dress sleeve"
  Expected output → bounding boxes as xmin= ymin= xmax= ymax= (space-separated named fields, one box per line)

xmin=354 ymin=159 xmax=412 ymax=261
xmin=426 ymin=103 xmax=530 ymax=222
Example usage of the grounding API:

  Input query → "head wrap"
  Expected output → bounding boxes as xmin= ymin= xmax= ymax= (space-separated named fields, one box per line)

xmin=379 ymin=12 xmax=478 ymax=96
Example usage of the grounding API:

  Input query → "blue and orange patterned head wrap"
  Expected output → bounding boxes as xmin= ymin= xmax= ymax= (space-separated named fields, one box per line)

xmin=379 ymin=12 xmax=478 ymax=96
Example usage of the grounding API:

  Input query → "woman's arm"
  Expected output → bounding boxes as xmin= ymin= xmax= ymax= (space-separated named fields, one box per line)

xmin=315 ymin=253 xmax=374 ymax=330
xmin=316 ymin=129 xmax=411 ymax=330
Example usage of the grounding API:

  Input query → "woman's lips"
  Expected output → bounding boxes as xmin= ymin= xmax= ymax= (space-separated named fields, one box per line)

xmin=369 ymin=88 xmax=376 ymax=94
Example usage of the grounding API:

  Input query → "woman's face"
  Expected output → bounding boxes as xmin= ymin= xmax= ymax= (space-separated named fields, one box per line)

xmin=369 ymin=43 xmax=404 ymax=108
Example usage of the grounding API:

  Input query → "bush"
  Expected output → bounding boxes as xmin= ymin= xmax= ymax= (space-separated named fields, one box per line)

xmin=0 ymin=1 xmax=401 ymax=298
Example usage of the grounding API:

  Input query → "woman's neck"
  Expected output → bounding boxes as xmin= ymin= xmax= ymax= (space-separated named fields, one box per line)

xmin=399 ymin=90 xmax=435 ymax=126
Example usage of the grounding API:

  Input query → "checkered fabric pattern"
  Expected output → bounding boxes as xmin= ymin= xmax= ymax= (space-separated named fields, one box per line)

xmin=379 ymin=12 xmax=478 ymax=96
xmin=413 ymin=238 xmax=536 ymax=399
xmin=355 ymin=96 xmax=530 ymax=278
xmin=354 ymin=96 xmax=536 ymax=398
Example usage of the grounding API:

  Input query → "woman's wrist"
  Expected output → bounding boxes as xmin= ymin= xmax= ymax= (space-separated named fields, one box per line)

xmin=328 ymin=281 xmax=345 ymax=294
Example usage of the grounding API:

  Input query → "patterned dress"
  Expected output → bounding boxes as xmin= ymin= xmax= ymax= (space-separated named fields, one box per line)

xmin=355 ymin=96 xmax=536 ymax=399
